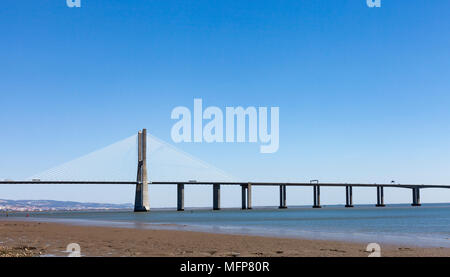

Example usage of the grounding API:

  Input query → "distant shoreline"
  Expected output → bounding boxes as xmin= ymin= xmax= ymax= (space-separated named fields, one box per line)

xmin=1 ymin=219 xmax=450 ymax=257
xmin=0 ymin=199 xmax=133 ymax=212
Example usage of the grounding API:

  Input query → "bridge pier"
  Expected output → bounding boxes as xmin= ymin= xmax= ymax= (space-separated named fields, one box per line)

xmin=345 ymin=186 xmax=353 ymax=208
xmin=247 ymin=183 xmax=252 ymax=209
xmin=213 ymin=184 xmax=221 ymax=210
xmin=241 ymin=185 xmax=246 ymax=209
xmin=412 ymin=187 xmax=421 ymax=206
xmin=279 ymin=185 xmax=287 ymax=209
xmin=313 ymin=185 xmax=321 ymax=208
xmin=376 ymin=186 xmax=385 ymax=207
xmin=177 ymin=184 xmax=184 ymax=211
xmin=134 ymin=129 xmax=150 ymax=212
xmin=241 ymin=184 xmax=252 ymax=209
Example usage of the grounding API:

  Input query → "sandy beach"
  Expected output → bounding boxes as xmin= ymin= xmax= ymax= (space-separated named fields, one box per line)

xmin=1 ymin=220 xmax=449 ymax=257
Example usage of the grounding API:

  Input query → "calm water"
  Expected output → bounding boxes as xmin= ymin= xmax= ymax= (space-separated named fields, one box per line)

xmin=6 ymin=204 xmax=450 ymax=248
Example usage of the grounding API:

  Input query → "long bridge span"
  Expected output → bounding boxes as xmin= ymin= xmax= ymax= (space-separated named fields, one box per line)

xmin=1 ymin=129 xmax=450 ymax=211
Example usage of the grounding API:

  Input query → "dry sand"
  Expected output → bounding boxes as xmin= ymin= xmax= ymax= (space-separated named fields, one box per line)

xmin=1 ymin=220 xmax=449 ymax=257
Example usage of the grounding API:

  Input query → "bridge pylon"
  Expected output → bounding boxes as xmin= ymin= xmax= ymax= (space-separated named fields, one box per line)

xmin=134 ymin=129 xmax=150 ymax=212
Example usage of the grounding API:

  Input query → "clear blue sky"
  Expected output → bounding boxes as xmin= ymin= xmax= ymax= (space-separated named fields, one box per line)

xmin=1 ymin=0 xmax=450 ymax=206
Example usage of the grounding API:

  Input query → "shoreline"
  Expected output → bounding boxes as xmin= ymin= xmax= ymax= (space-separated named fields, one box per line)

xmin=4 ymin=204 xmax=450 ymax=249
xmin=4 ymin=216 xmax=447 ymax=249
xmin=1 ymin=219 xmax=450 ymax=257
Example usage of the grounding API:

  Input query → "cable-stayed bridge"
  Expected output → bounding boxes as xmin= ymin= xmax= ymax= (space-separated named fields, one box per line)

xmin=1 ymin=129 xmax=449 ymax=211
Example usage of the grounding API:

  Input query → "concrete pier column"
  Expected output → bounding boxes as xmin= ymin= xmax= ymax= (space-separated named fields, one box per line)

xmin=345 ymin=186 xmax=354 ymax=208
xmin=177 ymin=184 xmax=184 ymax=211
xmin=412 ymin=187 xmax=421 ymax=206
xmin=416 ymin=188 xmax=421 ymax=206
xmin=279 ymin=185 xmax=282 ymax=208
xmin=213 ymin=184 xmax=221 ymax=210
xmin=376 ymin=186 xmax=385 ymax=207
xmin=313 ymin=185 xmax=321 ymax=208
xmin=241 ymin=185 xmax=247 ymax=210
xmin=134 ymin=129 xmax=150 ymax=212
xmin=247 ymin=183 xmax=252 ymax=210
xmin=279 ymin=185 xmax=287 ymax=209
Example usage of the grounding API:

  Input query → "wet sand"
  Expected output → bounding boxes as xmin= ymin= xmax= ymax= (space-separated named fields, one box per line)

xmin=1 ymin=220 xmax=449 ymax=257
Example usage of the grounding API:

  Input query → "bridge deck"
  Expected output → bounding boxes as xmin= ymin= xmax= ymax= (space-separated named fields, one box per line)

xmin=1 ymin=181 xmax=450 ymax=189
